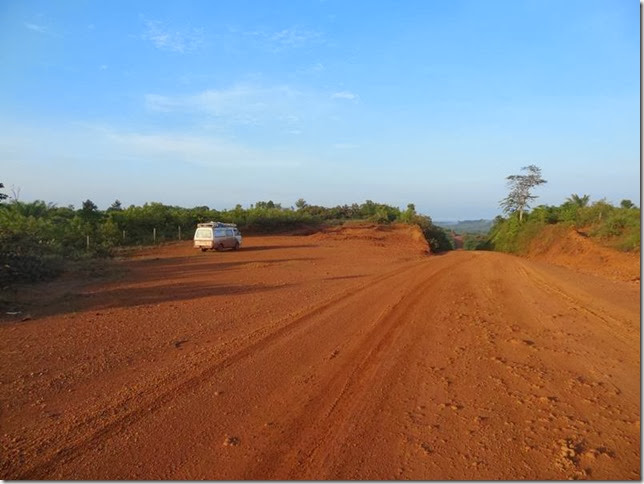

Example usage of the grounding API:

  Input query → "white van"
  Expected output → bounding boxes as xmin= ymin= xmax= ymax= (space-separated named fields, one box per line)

xmin=194 ymin=222 xmax=242 ymax=252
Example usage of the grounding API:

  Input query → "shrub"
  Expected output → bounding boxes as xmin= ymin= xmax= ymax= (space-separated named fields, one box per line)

xmin=463 ymin=234 xmax=492 ymax=250
xmin=488 ymin=198 xmax=640 ymax=254
xmin=410 ymin=215 xmax=453 ymax=252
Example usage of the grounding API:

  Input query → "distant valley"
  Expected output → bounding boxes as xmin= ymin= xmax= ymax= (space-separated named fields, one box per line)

xmin=434 ymin=219 xmax=493 ymax=234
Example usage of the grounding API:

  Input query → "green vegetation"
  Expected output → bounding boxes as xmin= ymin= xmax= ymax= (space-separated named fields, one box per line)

xmin=488 ymin=196 xmax=640 ymax=253
xmin=481 ymin=166 xmax=640 ymax=254
xmin=0 ymin=190 xmax=452 ymax=285
xmin=462 ymin=233 xmax=492 ymax=251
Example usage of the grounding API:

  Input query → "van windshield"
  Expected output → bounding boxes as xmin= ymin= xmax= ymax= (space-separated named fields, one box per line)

xmin=195 ymin=228 xmax=212 ymax=238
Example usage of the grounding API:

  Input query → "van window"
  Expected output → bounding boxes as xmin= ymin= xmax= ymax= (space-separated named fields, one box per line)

xmin=214 ymin=229 xmax=226 ymax=237
xmin=225 ymin=229 xmax=233 ymax=236
xmin=195 ymin=228 xmax=212 ymax=238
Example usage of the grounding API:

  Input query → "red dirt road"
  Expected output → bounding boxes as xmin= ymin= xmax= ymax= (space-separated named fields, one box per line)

xmin=1 ymin=228 xmax=640 ymax=479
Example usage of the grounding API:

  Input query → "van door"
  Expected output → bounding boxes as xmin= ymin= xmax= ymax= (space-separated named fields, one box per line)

xmin=214 ymin=228 xmax=227 ymax=249
xmin=225 ymin=228 xmax=234 ymax=247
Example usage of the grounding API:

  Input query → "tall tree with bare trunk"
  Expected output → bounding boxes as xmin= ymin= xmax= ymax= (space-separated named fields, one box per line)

xmin=500 ymin=165 xmax=547 ymax=223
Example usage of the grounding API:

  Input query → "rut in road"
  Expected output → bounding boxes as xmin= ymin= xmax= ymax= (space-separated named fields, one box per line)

xmin=249 ymin=258 xmax=467 ymax=479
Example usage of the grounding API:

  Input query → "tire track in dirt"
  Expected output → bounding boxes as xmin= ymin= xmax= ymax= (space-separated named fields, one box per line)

xmin=11 ymin=257 xmax=434 ymax=479
xmin=512 ymin=260 xmax=637 ymax=346
xmin=456 ymin=253 xmax=639 ymax=479
xmin=3 ymin=239 xmax=638 ymax=480
xmin=248 ymin=258 xmax=471 ymax=479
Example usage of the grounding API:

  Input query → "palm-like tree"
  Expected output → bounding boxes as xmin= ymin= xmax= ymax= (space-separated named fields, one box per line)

xmin=566 ymin=194 xmax=590 ymax=207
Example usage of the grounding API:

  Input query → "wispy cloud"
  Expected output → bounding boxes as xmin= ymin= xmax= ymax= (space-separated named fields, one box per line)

xmin=269 ymin=27 xmax=320 ymax=47
xmin=103 ymin=129 xmax=300 ymax=167
xmin=145 ymin=83 xmax=361 ymax=135
xmin=142 ymin=19 xmax=204 ymax=53
xmin=331 ymin=91 xmax=359 ymax=101
xmin=145 ymin=84 xmax=308 ymax=126
xmin=24 ymin=22 xmax=48 ymax=34
xmin=298 ymin=62 xmax=325 ymax=75
xmin=236 ymin=26 xmax=323 ymax=52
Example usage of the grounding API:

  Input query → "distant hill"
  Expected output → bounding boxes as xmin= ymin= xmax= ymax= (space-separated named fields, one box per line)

xmin=434 ymin=219 xmax=493 ymax=234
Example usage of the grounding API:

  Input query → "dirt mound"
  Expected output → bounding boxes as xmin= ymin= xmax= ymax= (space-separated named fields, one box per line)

xmin=308 ymin=223 xmax=430 ymax=254
xmin=525 ymin=225 xmax=640 ymax=283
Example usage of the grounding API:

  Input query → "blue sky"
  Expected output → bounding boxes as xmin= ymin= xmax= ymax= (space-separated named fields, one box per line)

xmin=0 ymin=0 xmax=639 ymax=219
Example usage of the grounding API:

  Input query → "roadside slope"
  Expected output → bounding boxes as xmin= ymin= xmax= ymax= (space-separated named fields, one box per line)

xmin=524 ymin=225 xmax=640 ymax=283
xmin=308 ymin=223 xmax=430 ymax=254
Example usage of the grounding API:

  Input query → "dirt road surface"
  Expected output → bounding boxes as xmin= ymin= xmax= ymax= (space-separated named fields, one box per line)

xmin=1 ymin=227 xmax=640 ymax=479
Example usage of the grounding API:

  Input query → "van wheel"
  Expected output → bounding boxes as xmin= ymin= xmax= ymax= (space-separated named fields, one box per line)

xmin=200 ymin=248 xmax=207 ymax=252
xmin=215 ymin=243 xmax=224 ymax=251
xmin=234 ymin=242 xmax=240 ymax=251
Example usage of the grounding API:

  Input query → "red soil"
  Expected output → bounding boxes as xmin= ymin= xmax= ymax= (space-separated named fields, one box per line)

xmin=525 ymin=225 xmax=640 ymax=283
xmin=0 ymin=226 xmax=639 ymax=479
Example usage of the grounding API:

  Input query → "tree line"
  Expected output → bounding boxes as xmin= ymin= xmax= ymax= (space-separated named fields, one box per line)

xmin=0 ymin=186 xmax=452 ymax=284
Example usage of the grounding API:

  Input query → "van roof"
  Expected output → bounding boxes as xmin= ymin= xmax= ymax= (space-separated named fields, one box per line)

xmin=197 ymin=221 xmax=238 ymax=228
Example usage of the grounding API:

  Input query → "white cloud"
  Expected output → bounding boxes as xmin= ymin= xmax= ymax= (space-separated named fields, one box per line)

xmin=331 ymin=91 xmax=359 ymax=101
xmin=299 ymin=62 xmax=325 ymax=75
xmin=24 ymin=22 xmax=48 ymax=34
xmin=240 ymin=26 xmax=323 ymax=52
xmin=142 ymin=20 xmax=204 ymax=53
xmin=144 ymin=83 xmax=362 ymax=136
xmin=101 ymin=128 xmax=301 ymax=168
xmin=269 ymin=27 xmax=320 ymax=46
xmin=145 ymin=84 xmax=310 ymax=127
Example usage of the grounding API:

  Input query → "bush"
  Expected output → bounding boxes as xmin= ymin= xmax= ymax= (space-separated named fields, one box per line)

xmin=488 ymin=198 xmax=640 ymax=254
xmin=575 ymin=200 xmax=615 ymax=227
xmin=410 ymin=215 xmax=453 ymax=252
xmin=489 ymin=215 xmax=522 ymax=252
xmin=0 ymin=252 xmax=63 ymax=286
xmin=463 ymin=234 xmax=492 ymax=250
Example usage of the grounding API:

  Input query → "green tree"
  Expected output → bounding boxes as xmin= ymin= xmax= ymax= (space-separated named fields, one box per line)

xmin=0 ymin=182 xmax=7 ymax=202
xmin=566 ymin=194 xmax=590 ymax=207
xmin=400 ymin=203 xmax=417 ymax=223
xmin=620 ymin=199 xmax=635 ymax=209
xmin=500 ymin=165 xmax=547 ymax=223
xmin=108 ymin=199 xmax=123 ymax=211
xmin=295 ymin=198 xmax=308 ymax=210
xmin=81 ymin=199 xmax=98 ymax=216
